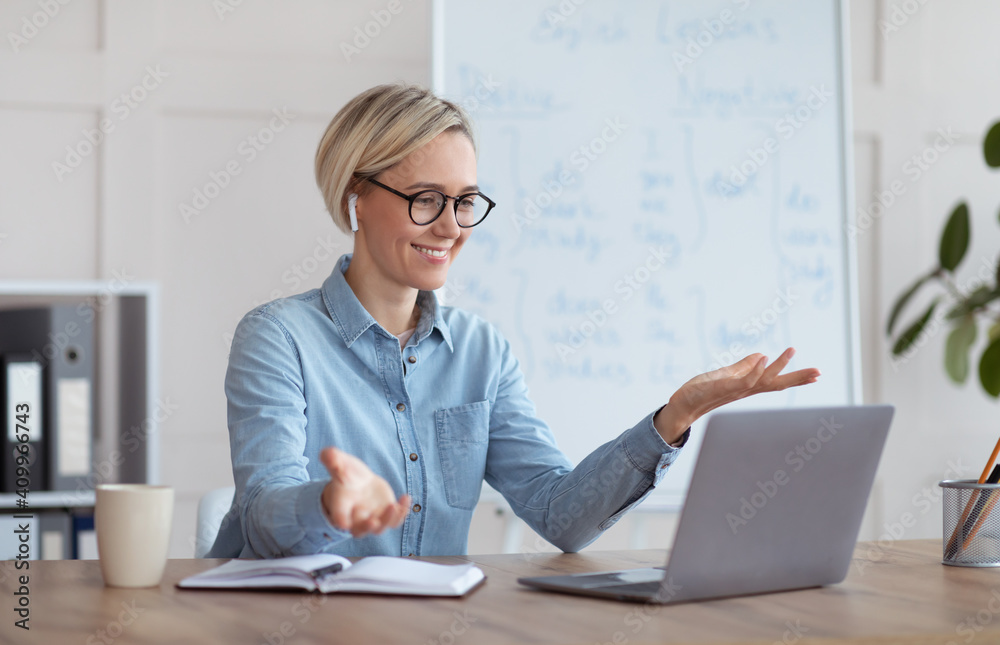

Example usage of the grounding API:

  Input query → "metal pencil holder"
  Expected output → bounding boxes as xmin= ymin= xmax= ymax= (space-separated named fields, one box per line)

xmin=940 ymin=479 xmax=1000 ymax=567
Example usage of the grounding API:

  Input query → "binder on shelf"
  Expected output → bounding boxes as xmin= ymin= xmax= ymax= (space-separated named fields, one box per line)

xmin=72 ymin=512 xmax=97 ymax=560
xmin=39 ymin=509 xmax=73 ymax=560
xmin=1 ymin=354 xmax=46 ymax=493
xmin=0 ymin=306 xmax=94 ymax=492
xmin=0 ymin=513 xmax=37 ymax=561
xmin=0 ymin=510 xmax=74 ymax=560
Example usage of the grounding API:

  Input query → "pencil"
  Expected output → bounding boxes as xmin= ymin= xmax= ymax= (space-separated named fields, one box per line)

xmin=962 ymin=487 xmax=1000 ymax=550
xmin=945 ymin=435 xmax=1000 ymax=559
xmin=955 ymin=465 xmax=1000 ymax=547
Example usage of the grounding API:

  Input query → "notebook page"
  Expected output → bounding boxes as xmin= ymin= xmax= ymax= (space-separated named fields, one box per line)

xmin=179 ymin=553 xmax=351 ymax=587
xmin=321 ymin=557 xmax=483 ymax=594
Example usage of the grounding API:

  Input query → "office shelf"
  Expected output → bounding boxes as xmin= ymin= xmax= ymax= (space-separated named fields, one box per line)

xmin=0 ymin=280 xmax=159 ymax=512
xmin=0 ymin=491 xmax=95 ymax=509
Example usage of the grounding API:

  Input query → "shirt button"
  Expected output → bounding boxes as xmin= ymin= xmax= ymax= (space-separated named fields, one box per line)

xmin=407 ymin=355 xmax=417 ymax=364
xmin=396 ymin=403 xmax=406 ymax=412
xmin=409 ymin=453 xmax=418 ymax=461
xmin=412 ymin=504 xmax=421 ymax=513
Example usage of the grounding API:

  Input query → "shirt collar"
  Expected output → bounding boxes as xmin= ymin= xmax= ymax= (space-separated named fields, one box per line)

xmin=322 ymin=253 xmax=453 ymax=351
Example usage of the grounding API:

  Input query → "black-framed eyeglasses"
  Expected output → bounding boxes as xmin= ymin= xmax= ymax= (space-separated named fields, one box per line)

xmin=366 ymin=178 xmax=495 ymax=228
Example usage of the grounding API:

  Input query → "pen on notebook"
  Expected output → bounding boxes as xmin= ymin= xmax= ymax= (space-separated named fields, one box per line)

xmin=308 ymin=562 xmax=344 ymax=580
xmin=945 ymin=435 xmax=1000 ymax=558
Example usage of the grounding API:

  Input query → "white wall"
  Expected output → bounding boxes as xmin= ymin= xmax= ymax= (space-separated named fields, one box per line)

xmin=851 ymin=0 xmax=1000 ymax=553
xmin=1 ymin=0 xmax=997 ymax=558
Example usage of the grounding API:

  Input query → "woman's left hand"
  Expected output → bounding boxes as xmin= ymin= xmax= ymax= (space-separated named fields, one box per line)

xmin=653 ymin=347 xmax=821 ymax=444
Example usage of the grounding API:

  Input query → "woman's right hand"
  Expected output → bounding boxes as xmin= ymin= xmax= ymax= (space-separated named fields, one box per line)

xmin=320 ymin=447 xmax=411 ymax=538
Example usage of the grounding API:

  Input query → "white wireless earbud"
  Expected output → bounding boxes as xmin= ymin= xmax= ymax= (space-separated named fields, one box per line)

xmin=348 ymin=193 xmax=359 ymax=232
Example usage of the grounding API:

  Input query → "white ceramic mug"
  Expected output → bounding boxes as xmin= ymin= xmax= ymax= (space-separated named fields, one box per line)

xmin=95 ymin=484 xmax=174 ymax=587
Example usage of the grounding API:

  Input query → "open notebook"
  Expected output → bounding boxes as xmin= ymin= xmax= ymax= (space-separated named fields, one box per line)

xmin=178 ymin=554 xmax=485 ymax=597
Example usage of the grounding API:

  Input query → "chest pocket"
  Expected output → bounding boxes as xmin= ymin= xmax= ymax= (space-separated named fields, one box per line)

xmin=435 ymin=400 xmax=490 ymax=510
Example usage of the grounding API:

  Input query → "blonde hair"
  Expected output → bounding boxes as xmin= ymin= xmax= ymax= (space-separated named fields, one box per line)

xmin=315 ymin=83 xmax=477 ymax=234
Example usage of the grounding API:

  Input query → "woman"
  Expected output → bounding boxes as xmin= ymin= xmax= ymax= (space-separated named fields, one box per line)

xmin=208 ymin=84 xmax=820 ymax=559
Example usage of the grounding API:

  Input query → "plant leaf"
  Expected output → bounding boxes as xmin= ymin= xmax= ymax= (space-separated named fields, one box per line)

xmin=939 ymin=202 xmax=970 ymax=272
xmin=891 ymin=300 xmax=939 ymax=356
xmin=945 ymin=286 xmax=999 ymax=320
xmin=886 ymin=274 xmax=932 ymax=336
xmin=978 ymin=336 xmax=1000 ymax=397
xmin=945 ymin=316 xmax=977 ymax=383
xmin=985 ymin=120 xmax=1000 ymax=168
xmin=990 ymin=321 xmax=1000 ymax=342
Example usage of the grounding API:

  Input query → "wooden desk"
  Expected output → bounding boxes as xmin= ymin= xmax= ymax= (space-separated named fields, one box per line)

xmin=2 ymin=540 xmax=999 ymax=644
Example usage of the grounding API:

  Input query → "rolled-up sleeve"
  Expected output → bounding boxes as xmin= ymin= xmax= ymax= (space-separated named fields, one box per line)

xmin=484 ymin=335 xmax=684 ymax=553
xmin=225 ymin=311 xmax=350 ymax=558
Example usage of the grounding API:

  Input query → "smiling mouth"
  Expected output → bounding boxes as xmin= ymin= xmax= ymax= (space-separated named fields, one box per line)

xmin=412 ymin=245 xmax=449 ymax=258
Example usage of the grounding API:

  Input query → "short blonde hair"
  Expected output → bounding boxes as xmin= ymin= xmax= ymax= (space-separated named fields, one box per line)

xmin=315 ymin=83 xmax=477 ymax=234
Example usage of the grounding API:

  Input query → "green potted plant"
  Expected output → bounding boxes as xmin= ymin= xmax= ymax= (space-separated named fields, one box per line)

xmin=887 ymin=120 xmax=1000 ymax=397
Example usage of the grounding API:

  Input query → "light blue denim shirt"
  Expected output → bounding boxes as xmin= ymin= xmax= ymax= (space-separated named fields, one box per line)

xmin=208 ymin=253 xmax=686 ymax=559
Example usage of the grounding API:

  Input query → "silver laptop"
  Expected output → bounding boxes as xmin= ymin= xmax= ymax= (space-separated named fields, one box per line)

xmin=518 ymin=405 xmax=894 ymax=604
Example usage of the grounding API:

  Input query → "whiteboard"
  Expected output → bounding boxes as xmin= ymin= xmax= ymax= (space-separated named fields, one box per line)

xmin=435 ymin=0 xmax=859 ymax=506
